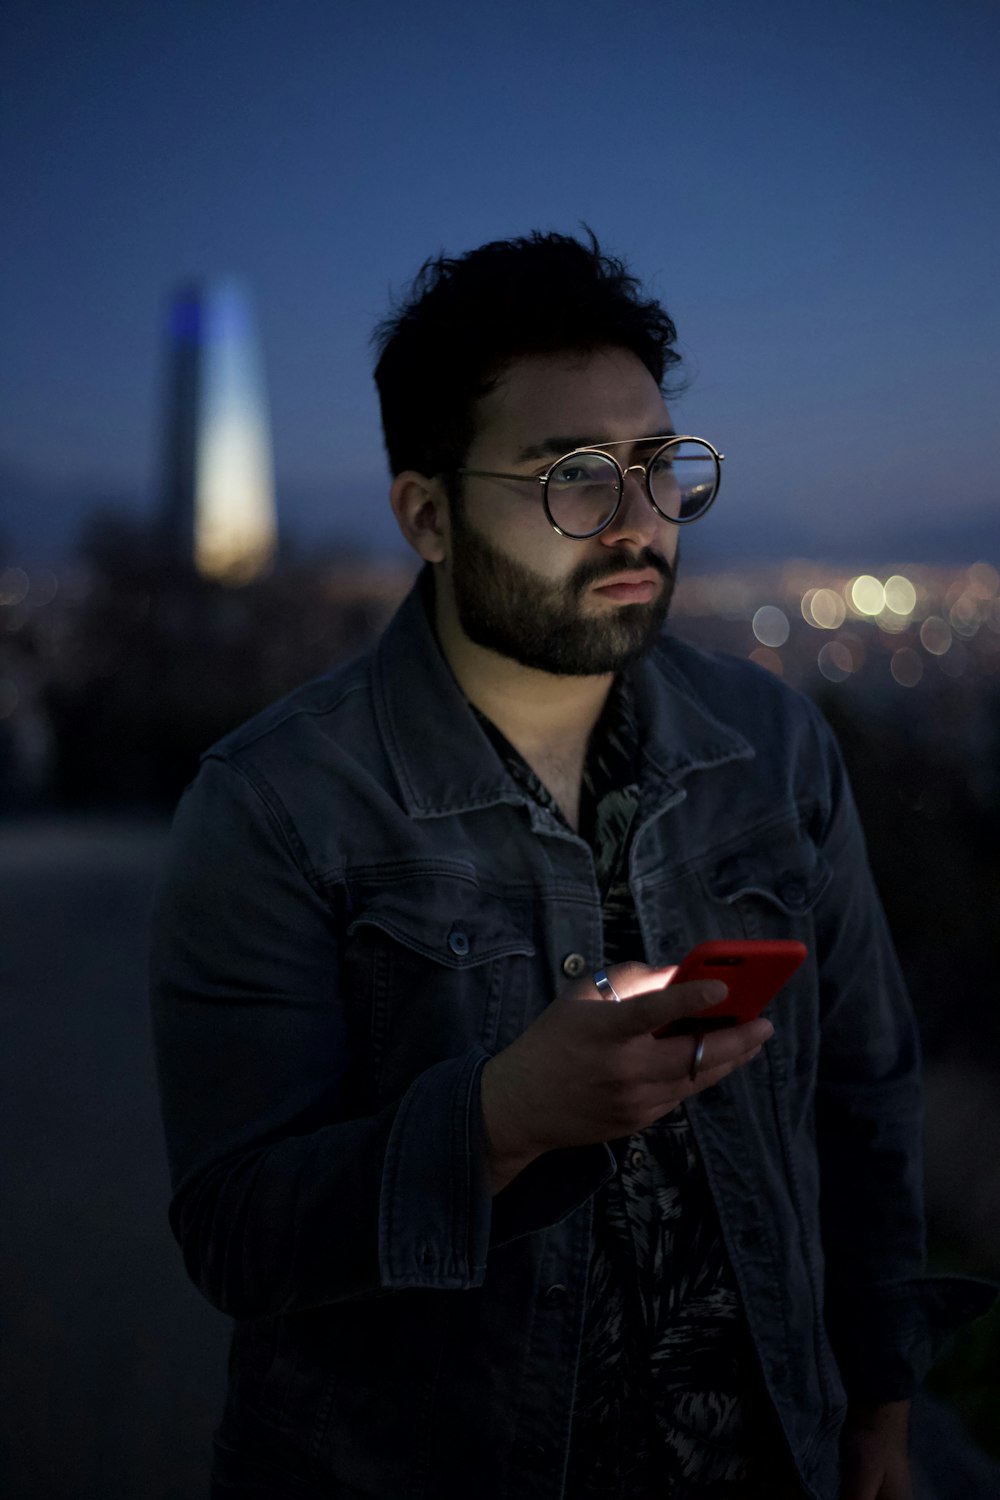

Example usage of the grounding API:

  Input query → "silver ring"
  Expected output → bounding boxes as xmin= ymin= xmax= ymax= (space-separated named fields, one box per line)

xmin=689 ymin=1034 xmax=707 ymax=1081
xmin=592 ymin=969 xmax=622 ymax=1003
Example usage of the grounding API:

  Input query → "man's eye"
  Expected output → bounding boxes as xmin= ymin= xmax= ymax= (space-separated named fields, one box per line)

xmin=553 ymin=464 xmax=587 ymax=484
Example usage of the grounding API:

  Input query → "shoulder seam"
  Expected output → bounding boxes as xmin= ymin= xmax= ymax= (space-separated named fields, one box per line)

xmin=206 ymin=674 xmax=370 ymax=759
xmin=201 ymin=753 xmax=328 ymax=895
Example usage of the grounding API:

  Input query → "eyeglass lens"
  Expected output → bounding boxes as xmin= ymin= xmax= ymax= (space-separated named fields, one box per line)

xmin=545 ymin=440 xmax=718 ymax=537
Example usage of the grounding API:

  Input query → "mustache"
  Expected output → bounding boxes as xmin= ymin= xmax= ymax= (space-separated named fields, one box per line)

xmin=571 ymin=548 xmax=674 ymax=593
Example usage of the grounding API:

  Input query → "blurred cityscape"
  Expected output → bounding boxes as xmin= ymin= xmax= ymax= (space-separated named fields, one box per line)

xmin=2 ymin=534 xmax=998 ymax=1059
xmin=2 ymin=540 xmax=998 ymax=807
xmin=2 ymin=280 xmax=999 ymax=1490
xmin=2 ymin=272 xmax=998 ymax=1076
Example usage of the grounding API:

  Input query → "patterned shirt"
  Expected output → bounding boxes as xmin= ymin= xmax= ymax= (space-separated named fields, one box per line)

xmin=474 ymin=676 xmax=799 ymax=1499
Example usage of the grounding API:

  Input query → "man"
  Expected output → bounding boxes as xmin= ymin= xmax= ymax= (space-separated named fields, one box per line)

xmin=149 ymin=231 xmax=993 ymax=1500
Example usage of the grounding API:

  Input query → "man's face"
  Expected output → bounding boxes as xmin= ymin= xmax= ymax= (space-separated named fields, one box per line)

xmin=442 ymin=347 xmax=681 ymax=677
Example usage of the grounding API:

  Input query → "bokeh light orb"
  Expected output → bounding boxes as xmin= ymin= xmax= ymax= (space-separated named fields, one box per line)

xmin=850 ymin=575 xmax=885 ymax=615
xmin=810 ymin=588 xmax=846 ymax=629
xmin=817 ymin=641 xmax=853 ymax=682
xmin=0 ymin=567 xmax=30 ymax=606
xmin=919 ymin=616 xmax=952 ymax=656
xmin=883 ymin=575 xmax=917 ymax=616
xmin=968 ymin=562 xmax=999 ymax=599
xmin=890 ymin=648 xmax=923 ymax=687
xmin=749 ymin=646 xmax=783 ymax=675
xmin=752 ymin=606 xmax=790 ymax=648
xmin=949 ymin=595 xmax=980 ymax=637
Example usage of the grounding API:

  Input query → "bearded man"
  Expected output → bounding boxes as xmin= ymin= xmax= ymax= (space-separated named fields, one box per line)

xmin=150 ymin=231 xmax=993 ymax=1500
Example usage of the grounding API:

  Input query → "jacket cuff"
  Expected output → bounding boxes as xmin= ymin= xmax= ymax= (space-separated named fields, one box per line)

xmin=827 ymin=1274 xmax=999 ymax=1401
xmin=378 ymin=1046 xmax=495 ymax=1291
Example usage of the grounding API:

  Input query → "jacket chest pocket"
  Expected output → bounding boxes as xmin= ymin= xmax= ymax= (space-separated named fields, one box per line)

xmin=695 ymin=829 xmax=830 ymax=1081
xmin=699 ymin=829 xmax=832 ymax=940
xmin=342 ymin=879 xmax=536 ymax=1100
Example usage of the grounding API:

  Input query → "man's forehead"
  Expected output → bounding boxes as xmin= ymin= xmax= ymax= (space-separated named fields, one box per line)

xmin=514 ymin=430 xmax=677 ymax=462
xmin=473 ymin=348 xmax=671 ymax=458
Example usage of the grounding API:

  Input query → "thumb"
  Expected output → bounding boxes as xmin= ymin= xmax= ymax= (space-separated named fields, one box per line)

xmin=582 ymin=962 xmax=675 ymax=1005
xmin=575 ymin=966 xmax=677 ymax=1002
xmin=614 ymin=971 xmax=728 ymax=1035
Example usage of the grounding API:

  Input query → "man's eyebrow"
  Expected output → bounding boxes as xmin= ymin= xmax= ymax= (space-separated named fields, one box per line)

xmin=514 ymin=430 xmax=677 ymax=462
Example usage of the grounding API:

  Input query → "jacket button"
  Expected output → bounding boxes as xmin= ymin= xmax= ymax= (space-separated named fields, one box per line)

xmin=448 ymin=929 xmax=470 ymax=956
xmin=629 ymin=1148 xmax=644 ymax=1169
xmin=543 ymin=1283 xmax=568 ymax=1307
xmin=779 ymin=880 xmax=806 ymax=908
xmin=562 ymin=952 xmax=587 ymax=978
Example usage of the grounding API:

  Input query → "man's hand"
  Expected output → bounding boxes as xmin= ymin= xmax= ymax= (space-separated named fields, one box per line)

xmin=840 ymin=1400 xmax=912 ymax=1500
xmin=479 ymin=960 xmax=773 ymax=1192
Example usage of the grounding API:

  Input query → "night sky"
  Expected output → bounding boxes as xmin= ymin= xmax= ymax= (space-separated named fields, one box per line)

xmin=2 ymin=0 xmax=998 ymax=565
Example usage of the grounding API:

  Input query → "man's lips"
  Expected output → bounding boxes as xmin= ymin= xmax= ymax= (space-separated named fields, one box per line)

xmin=590 ymin=570 xmax=661 ymax=602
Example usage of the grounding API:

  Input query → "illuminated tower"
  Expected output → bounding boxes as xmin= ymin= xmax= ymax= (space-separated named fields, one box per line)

xmin=159 ymin=278 xmax=277 ymax=584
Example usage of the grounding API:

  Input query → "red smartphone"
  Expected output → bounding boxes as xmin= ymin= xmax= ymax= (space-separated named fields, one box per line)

xmin=651 ymin=939 xmax=807 ymax=1038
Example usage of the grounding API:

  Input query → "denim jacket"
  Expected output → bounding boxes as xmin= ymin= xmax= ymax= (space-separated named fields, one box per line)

xmin=149 ymin=570 xmax=996 ymax=1500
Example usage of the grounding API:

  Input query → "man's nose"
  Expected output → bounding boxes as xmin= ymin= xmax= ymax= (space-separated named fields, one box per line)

xmin=600 ymin=465 xmax=659 ymax=546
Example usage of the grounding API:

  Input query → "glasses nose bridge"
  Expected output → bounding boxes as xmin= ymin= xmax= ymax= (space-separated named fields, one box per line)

xmin=599 ymin=457 xmax=658 ymax=538
xmin=619 ymin=457 xmax=655 ymax=507
xmin=621 ymin=459 xmax=650 ymax=481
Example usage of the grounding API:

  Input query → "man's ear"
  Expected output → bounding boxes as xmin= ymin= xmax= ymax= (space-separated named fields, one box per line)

xmin=390 ymin=471 xmax=449 ymax=564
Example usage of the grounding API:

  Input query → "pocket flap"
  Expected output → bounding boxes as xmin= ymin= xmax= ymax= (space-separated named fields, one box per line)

xmin=704 ymin=835 xmax=832 ymax=914
xmin=347 ymin=882 xmax=535 ymax=969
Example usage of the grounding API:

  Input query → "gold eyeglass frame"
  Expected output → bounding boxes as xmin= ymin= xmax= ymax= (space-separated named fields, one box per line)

xmin=456 ymin=434 xmax=725 ymax=539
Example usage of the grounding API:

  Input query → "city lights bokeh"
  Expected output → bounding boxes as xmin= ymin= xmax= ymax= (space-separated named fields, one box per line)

xmin=674 ymin=561 xmax=1000 ymax=698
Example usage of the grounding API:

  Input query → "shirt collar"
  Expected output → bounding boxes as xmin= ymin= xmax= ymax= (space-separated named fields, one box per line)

xmin=373 ymin=567 xmax=754 ymax=821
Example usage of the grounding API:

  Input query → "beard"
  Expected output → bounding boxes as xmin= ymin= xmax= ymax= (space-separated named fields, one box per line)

xmin=447 ymin=502 xmax=677 ymax=676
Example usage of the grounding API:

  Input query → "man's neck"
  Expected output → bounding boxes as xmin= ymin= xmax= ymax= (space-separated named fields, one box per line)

xmin=432 ymin=581 xmax=613 ymax=785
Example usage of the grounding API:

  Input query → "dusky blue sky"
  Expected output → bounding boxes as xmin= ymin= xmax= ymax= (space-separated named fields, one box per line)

xmin=2 ymin=0 xmax=998 ymax=566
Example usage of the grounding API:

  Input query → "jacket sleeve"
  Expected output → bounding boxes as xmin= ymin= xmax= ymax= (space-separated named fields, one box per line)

xmin=149 ymin=752 xmax=498 ymax=1317
xmin=807 ymin=706 xmax=997 ymax=1402
xmin=148 ymin=753 xmax=608 ymax=1320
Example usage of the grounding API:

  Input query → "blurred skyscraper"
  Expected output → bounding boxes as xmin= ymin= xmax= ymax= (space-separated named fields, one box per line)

xmin=159 ymin=279 xmax=277 ymax=583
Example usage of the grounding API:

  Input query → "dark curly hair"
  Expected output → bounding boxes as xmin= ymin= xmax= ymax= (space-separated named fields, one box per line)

xmin=371 ymin=229 xmax=685 ymax=484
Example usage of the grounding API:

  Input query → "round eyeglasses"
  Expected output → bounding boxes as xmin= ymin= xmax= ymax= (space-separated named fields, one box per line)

xmin=456 ymin=435 xmax=724 ymax=539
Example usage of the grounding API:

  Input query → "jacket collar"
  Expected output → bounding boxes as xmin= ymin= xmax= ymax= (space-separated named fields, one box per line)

xmin=373 ymin=567 xmax=754 ymax=821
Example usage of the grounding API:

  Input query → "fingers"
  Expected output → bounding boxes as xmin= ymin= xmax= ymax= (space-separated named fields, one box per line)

xmin=677 ymin=1017 xmax=773 ymax=1088
xmin=600 ymin=961 xmax=678 ymax=1001
xmin=616 ymin=974 xmax=729 ymax=1034
xmin=570 ymin=963 xmax=732 ymax=1041
xmin=629 ymin=1023 xmax=771 ymax=1133
xmin=573 ymin=961 xmax=677 ymax=1004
